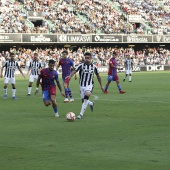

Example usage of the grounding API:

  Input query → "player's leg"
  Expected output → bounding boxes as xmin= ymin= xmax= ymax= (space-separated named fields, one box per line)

xmin=50 ymin=95 xmax=59 ymax=117
xmin=104 ymin=75 xmax=112 ymax=94
xmin=39 ymin=78 xmax=42 ymax=86
xmin=11 ymin=77 xmax=17 ymax=99
xmin=11 ymin=84 xmax=17 ymax=99
xmin=115 ymin=76 xmax=126 ymax=94
xmin=129 ymin=70 xmax=132 ymax=82
xmin=28 ymin=82 xmax=33 ymax=96
xmin=81 ymin=90 xmax=94 ymax=111
xmin=43 ymin=90 xmax=52 ymax=106
xmin=42 ymin=90 xmax=58 ymax=116
xmin=49 ymin=86 xmax=59 ymax=117
xmin=27 ymin=75 xmax=35 ymax=96
xmin=88 ymin=86 xmax=94 ymax=111
xmin=123 ymin=72 xmax=128 ymax=82
xmin=77 ymin=86 xmax=93 ymax=119
xmin=67 ymin=84 xmax=74 ymax=102
xmin=63 ymin=78 xmax=69 ymax=103
xmin=3 ymin=77 xmax=8 ymax=99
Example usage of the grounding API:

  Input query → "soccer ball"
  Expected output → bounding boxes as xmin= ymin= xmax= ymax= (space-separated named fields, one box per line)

xmin=66 ymin=112 xmax=76 ymax=122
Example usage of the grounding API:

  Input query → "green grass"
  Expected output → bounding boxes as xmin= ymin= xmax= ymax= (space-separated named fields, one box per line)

xmin=0 ymin=71 xmax=170 ymax=170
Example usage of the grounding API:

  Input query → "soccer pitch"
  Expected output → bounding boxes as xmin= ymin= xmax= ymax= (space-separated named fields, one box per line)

xmin=0 ymin=71 xmax=170 ymax=170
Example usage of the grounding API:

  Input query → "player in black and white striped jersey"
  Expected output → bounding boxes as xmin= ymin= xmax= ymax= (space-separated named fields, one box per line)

xmin=27 ymin=53 xmax=42 ymax=96
xmin=65 ymin=52 xmax=105 ymax=119
xmin=123 ymin=54 xmax=133 ymax=82
xmin=0 ymin=53 xmax=25 ymax=99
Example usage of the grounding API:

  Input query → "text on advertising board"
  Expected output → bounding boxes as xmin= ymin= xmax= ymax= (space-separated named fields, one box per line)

xmin=58 ymin=35 xmax=91 ymax=42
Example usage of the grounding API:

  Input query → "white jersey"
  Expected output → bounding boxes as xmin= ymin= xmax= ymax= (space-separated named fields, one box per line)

xmin=124 ymin=58 xmax=133 ymax=70
xmin=29 ymin=60 xmax=42 ymax=76
xmin=3 ymin=60 xmax=19 ymax=78
xmin=75 ymin=62 xmax=99 ymax=87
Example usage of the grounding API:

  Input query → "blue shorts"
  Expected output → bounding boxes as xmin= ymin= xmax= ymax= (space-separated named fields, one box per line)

xmin=42 ymin=90 xmax=51 ymax=102
xmin=42 ymin=86 xmax=56 ymax=102
xmin=107 ymin=75 xmax=119 ymax=82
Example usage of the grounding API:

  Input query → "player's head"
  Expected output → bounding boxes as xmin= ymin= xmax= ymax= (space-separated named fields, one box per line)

xmin=48 ymin=59 xmax=55 ymax=71
xmin=62 ymin=50 xmax=68 ymax=59
xmin=126 ymin=54 xmax=130 ymax=59
xmin=84 ymin=52 xmax=92 ymax=65
xmin=112 ymin=51 xmax=117 ymax=58
xmin=10 ymin=53 xmax=15 ymax=61
xmin=34 ymin=53 xmax=38 ymax=61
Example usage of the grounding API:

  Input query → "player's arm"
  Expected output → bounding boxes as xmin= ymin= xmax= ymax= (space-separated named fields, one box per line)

xmin=131 ymin=60 xmax=133 ymax=69
xmin=70 ymin=60 xmax=77 ymax=80
xmin=56 ymin=80 xmax=65 ymax=97
xmin=38 ymin=63 xmax=43 ymax=74
xmin=67 ymin=70 xmax=77 ymax=80
xmin=124 ymin=61 xmax=127 ymax=69
xmin=71 ymin=66 xmax=77 ymax=80
xmin=27 ymin=62 xmax=31 ymax=74
xmin=74 ymin=72 xmax=77 ymax=80
xmin=35 ymin=75 xmax=41 ymax=95
xmin=65 ymin=63 xmax=81 ymax=84
xmin=64 ymin=69 xmax=77 ymax=86
xmin=96 ymin=73 xmax=105 ymax=93
xmin=95 ymin=67 xmax=105 ymax=92
xmin=110 ymin=60 xmax=118 ymax=69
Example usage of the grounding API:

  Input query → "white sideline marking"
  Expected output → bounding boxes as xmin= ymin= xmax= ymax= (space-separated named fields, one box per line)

xmin=91 ymin=95 xmax=99 ymax=100
xmin=92 ymin=98 xmax=170 ymax=104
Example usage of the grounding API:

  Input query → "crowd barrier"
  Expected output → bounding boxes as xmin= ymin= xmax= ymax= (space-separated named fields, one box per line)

xmin=14 ymin=65 xmax=170 ymax=75
xmin=0 ymin=34 xmax=170 ymax=43
xmin=98 ymin=65 xmax=170 ymax=72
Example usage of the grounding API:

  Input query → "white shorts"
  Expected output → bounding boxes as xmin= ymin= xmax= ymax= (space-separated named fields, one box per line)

xmin=80 ymin=85 xmax=93 ymax=99
xmin=29 ymin=75 xmax=38 ymax=82
xmin=125 ymin=70 xmax=132 ymax=75
xmin=4 ymin=77 xmax=16 ymax=84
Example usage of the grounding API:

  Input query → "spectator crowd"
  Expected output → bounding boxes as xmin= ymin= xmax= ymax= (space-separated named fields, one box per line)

xmin=0 ymin=0 xmax=169 ymax=34
xmin=0 ymin=47 xmax=170 ymax=70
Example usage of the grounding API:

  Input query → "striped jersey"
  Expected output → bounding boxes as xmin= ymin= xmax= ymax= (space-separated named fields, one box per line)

xmin=124 ymin=58 xmax=133 ymax=70
xmin=29 ymin=60 xmax=42 ymax=76
xmin=3 ymin=60 xmax=19 ymax=78
xmin=75 ymin=62 xmax=99 ymax=87
xmin=59 ymin=58 xmax=74 ymax=78
xmin=108 ymin=57 xmax=117 ymax=76
xmin=39 ymin=68 xmax=58 ymax=91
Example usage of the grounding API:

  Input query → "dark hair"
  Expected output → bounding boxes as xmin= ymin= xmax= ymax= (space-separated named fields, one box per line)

xmin=113 ymin=51 xmax=117 ymax=55
xmin=62 ymin=50 xmax=68 ymax=54
xmin=49 ymin=59 xmax=55 ymax=64
xmin=84 ymin=52 xmax=92 ymax=56
xmin=10 ymin=52 xmax=15 ymax=56
xmin=34 ymin=53 xmax=38 ymax=56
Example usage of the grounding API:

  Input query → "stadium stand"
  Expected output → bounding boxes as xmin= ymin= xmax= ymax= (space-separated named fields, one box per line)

xmin=113 ymin=0 xmax=170 ymax=35
xmin=0 ymin=0 xmax=169 ymax=34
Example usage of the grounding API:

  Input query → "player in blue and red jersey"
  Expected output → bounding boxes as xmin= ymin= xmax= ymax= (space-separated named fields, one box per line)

xmin=104 ymin=51 xmax=126 ymax=94
xmin=35 ymin=59 xmax=65 ymax=117
xmin=56 ymin=50 xmax=77 ymax=103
